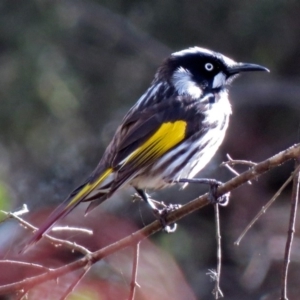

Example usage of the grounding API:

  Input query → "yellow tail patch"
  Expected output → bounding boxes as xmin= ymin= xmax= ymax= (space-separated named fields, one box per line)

xmin=125 ymin=120 xmax=187 ymax=166
xmin=66 ymin=168 xmax=113 ymax=208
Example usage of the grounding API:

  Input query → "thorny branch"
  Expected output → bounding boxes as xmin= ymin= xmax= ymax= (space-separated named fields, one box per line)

xmin=0 ymin=143 xmax=300 ymax=296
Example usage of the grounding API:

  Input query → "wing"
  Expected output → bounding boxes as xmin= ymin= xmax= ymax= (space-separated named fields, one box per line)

xmin=21 ymin=96 xmax=205 ymax=252
xmin=98 ymin=96 xmax=205 ymax=191
xmin=69 ymin=96 xmax=205 ymax=211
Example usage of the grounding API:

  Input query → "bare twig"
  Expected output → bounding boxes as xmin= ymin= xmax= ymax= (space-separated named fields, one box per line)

xmin=0 ymin=260 xmax=51 ymax=300
xmin=212 ymin=204 xmax=223 ymax=299
xmin=128 ymin=243 xmax=140 ymax=300
xmin=12 ymin=204 xmax=29 ymax=216
xmin=280 ymin=160 xmax=300 ymax=300
xmin=222 ymin=163 xmax=242 ymax=178
xmin=52 ymin=226 xmax=93 ymax=235
xmin=0 ymin=260 xmax=51 ymax=272
xmin=221 ymin=154 xmax=256 ymax=185
xmin=0 ymin=211 xmax=91 ymax=255
xmin=0 ymin=205 xmax=29 ymax=224
xmin=234 ymin=168 xmax=298 ymax=245
xmin=59 ymin=267 xmax=90 ymax=300
xmin=0 ymin=143 xmax=300 ymax=295
xmin=222 ymin=154 xmax=257 ymax=167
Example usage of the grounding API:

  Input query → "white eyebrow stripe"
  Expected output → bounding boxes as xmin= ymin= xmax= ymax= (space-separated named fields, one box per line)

xmin=172 ymin=47 xmax=237 ymax=69
xmin=172 ymin=47 xmax=214 ymax=57
xmin=221 ymin=55 xmax=236 ymax=67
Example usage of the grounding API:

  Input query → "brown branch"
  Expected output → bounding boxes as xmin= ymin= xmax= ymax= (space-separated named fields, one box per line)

xmin=280 ymin=159 xmax=300 ymax=300
xmin=221 ymin=154 xmax=256 ymax=185
xmin=235 ymin=168 xmax=297 ymax=245
xmin=0 ymin=143 xmax=299 ymax=295
xmin=221 ymin=154 xmax=257 ymax=167
xmin=58 ymin=267 xmax=90 ymax=300
xmin=212 ymin=204 xmax=223 ymax=299
xmin=128 ymin=243 xmax=140 ymax=300
xmin=0 ymin=260 xmax=51 ymax=272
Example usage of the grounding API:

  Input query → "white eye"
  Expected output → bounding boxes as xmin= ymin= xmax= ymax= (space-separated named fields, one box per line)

xmin=205 ymin=63 xmax=214 ymax=71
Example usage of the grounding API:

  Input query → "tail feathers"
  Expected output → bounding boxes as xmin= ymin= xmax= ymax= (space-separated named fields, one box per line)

xmin=20 ymin=168 xmax=114 ymax=253
xmin=20 ymin=195 xmax=79 ymax=253
xmin=85 ymin=195 xmax=108 ymax=215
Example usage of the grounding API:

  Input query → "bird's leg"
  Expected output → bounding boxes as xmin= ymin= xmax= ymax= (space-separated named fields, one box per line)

xmin=177 ymin=178 xmax=230 ymax=205
xmin=134 ymin=188 xmax=179 ymax=233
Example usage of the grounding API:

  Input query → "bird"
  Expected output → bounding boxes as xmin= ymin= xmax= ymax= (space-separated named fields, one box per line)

xmin=22 ymin=46 xmax=269 ymax=251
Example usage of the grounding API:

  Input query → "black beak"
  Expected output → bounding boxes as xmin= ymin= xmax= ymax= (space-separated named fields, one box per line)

xmin=227 ymin=63 xmax=269 ymax=76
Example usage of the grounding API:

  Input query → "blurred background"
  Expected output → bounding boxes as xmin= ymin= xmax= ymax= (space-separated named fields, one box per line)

xmin=0 ymin=0 xmax=300 ymax=299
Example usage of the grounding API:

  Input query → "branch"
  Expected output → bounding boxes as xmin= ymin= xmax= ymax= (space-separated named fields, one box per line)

xmin=128 ymin=243 xmax=140 ymax=300
xmin=58 ymin=267 xmax=90 ymax=300
xmin=212 ymin=204 xmax=223 ymax=299
xmin=280 ymin=159 xmax=300 ymax=300
xmin=235 ymin=168 xmax=297 ymax=245
xmin=0 ymin=260 xmax=51 ymax=272
xmin=0 ymin=143 xmax=299 ymax=295
xmin=0 ymin=210 xmax=91 ymax=255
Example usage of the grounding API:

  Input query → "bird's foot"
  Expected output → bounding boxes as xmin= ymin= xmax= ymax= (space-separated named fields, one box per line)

xmin=133 ymin=188 xmax=181 ymax=232
xmin=152 ymin=203 xmax=182 ymax=233
xmin=177 ymin=178 xmax=230 ymax=206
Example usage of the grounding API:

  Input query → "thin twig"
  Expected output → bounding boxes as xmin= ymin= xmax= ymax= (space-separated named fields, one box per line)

xmin=212 ymin=204 xmax=223 ymax=299
xmin=0 ymin=260 xmax=51 ymax=271
xmin=128 ymin=243 xmax=140 ymax=300
xmin=221 ymin=154 xmax=256 ymax=185
xmin=0 ymin=204 xmax=29 ymax=224
xmin=59 ymin=267 xmax=90 ymax=300
xmin=222 ymin=163 xmax=242 ymax=177
xmin=12 ymin=204 xmax=29 ymax=216
xmin=280 ymin=160 xmax=300 ymax=300
xmin=52 ymin=226 xmax=93 ymax=235
xmin=0 ymin=211 xmax=91 ymax=255
xmin=222 ymin=154 xmax=257 ymax=167
xmin=234 ymin=166 xmax=300 ymax=245
xmin=0 ymin=143 xmax=299 ymax=295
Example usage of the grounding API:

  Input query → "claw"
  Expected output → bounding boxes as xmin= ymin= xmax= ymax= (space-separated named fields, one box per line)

xmin=134 ymin=188 xmax=181 ymax=232
xmin=153 ymin=204 xmax=181 ymax=233
xmin=208 ymin=181 xmax=230 ymax=206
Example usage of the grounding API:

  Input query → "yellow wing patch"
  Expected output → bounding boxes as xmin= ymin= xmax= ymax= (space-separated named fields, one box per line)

xmin=67 ymin=121 xmax=186 ymax=208
xmin=66 ymin=168 xmax=113 ymax=208
xmin=123 ymin=120 xmax=187 ymax=167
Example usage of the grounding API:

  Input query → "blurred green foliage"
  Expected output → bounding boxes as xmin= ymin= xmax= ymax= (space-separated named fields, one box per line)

xmin=0 ymin=182 xmax=10 ymax=213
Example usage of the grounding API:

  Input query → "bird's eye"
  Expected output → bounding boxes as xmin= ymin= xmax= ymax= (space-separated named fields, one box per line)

xmin=205 ymin=63 xmax=214 ymax=71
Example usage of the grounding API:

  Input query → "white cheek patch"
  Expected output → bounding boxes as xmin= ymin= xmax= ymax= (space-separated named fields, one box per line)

xmin=212 ymin=72 xmax=226 ymax=89
xmin=172 ymin=67 xmax=202 ymax=99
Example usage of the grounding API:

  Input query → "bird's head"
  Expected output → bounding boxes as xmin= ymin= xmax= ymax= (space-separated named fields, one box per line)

xmin=156 ymin=46 xmax=269 ymax=98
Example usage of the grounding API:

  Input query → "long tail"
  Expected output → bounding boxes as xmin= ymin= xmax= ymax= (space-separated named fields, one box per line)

xmin=20 ymin=168 xmax=113 ymax=253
